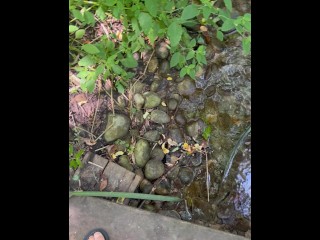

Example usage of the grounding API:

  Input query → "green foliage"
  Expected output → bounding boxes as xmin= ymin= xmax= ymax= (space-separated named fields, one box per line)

xmin=69 ymin=144 xmax=84 ymax=170
xmin=69 ymin=0 xmax=251 ymax=93
xmin=202 ymin=126 xmax=212 ymax=140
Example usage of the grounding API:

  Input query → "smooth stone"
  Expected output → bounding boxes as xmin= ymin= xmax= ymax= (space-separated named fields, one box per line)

xmin=134 ymin=139 xmax=150 ymax=168
xmin=177 ymin=77 xmax=196 ymax=96
xmin=133 ymin=93 xmax=145 ymax=110
xmin=155 ymin=42 xmax=169 ymax=59
xmin=155 ymin=179 xmax=170 ymax=195
xmin=185 ymin=120 xmax=205 ymax=138
xmin=143 ymin=92 xmax=161 ymax=109
xmin=104 ymin=114 xmax=130 ymax=143
xmin=159 ymin=60 xmax=170 ymax=76
xmin=143 ymin=130 xmax=160 ymax=142
xmin=150 ymin=110 xmax=170 ymax=124
xmin=139 ymin=179 xmax=153 ymax=193
xmin=178 ymin=167 xmax=194 ymax=184
xmin=175 ymin=112 xmax=187 ymax=126
xmin=170 ymin=93 xmax=182 ymax=102
xmin=167 ymin=167 xmax=180 ymax=180
xmin=168 ymin=128 xmax=184 ymax=143
xmin=144 ymin=159 xmax=165 ymax=180
xmin=150 ymin=146 xmax=165 ymax=161
xmin=147 ymin=56 xmax=159 ymax=73
xmin=150 ymin=79 xmax=161 ymax=92
xmin=132 ymin=82 xmax=146 ymax=94
xmin=135 ymin=168 xmax=144 ymax=179
xmin=168 ymin=98 xmax=178 ymax=111
xmin=118 ymin=155 xmax=133 ymax=172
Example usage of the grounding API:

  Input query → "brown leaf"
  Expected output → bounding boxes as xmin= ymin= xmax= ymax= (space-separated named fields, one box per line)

xmin=83 ymin=138 xmax=97 ymax=146
xmin=74 ymin=94 xmax=87 ymax=106
xmin=167 ymin=138 xmax=178 ymax=146
xmin=106 ymin=145 xmax=117 ymax=157
xmin=99 ymin=179 xmax=108 ymax=191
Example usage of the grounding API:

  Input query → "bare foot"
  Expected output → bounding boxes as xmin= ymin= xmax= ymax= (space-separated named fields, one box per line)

xmin=87 ymin=232 xmax=105 ymax=240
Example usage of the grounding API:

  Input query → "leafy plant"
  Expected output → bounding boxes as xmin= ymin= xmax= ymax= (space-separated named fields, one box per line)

xmin=69 ymin=0 xmax=251 ymax=93
xmin=69 ymin=144 xmax=84 ymax=169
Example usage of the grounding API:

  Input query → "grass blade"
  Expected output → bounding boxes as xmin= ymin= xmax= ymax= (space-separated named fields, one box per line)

xmin=69 ymin=191 xmax=182 ymax=202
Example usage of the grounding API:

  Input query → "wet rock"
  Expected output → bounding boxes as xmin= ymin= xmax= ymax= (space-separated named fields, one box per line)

xmin=134 ymin=139 xmax=150 ymax=168
xmin=201 ymin=99 xmax=218 ymax=124
xmin=118 ymin=155 xmax=133 ymax=172
xmin=150 ymin=79 xmax=161 ymax=92
xmin=139 ymin=179 xmax=153 ymax=193
xmin=135 ymin=168 xmax=144 ymax=179
xmin=143 ymin=92 xmax=161 ymax=109
xmin=150 ymin=110 xmax=170 ymax=124
xmin=143 ymin=130 xmax=160 ymax=142
xmin=155 ymin=41 xmax=169 ymax=59
xmin=234 ymin=217 xmax=250 ymax=232
xmin=133 ymin=93 xmax=145 ymax=110
xmin=178 ymin=167 xmax=194 ymax=184
xmin=175 ymin=112 xmax=187 ymax=125
xmin=144 ymin=159 xmax=165 ymax=180
xmin=133 ymin=82 xmax=146 ymax=94
xmin=150 ymin=146 xmax=165 ymax=161
xmin=185 ymin=120 xmax=205 ymax=138
xmin=147 ymin=56 xmax=159 ymax=73
xmin=168 ymin=98 xmax=178 ymax=111
xmin=104 ymin=114 xmax=130 ymax=143
xmin=192 ymin=198 xmax=216 ymax=221
xmin=158 ymin=210 xmax=181 ymax=219
xmin=169 ymin=128 xmax=184 ymax=143
xmin=217 ymin=113 xmax=232 ymax=131
xmin=205 ymin=85 xmax=216 ymax=97
xmin=155 ymin=179 xmax=170 ymax=195
xmin=177 ymin=77 xmax=196 ymax=96
xmin=174 ymin=77 xmax=184 ymax=83
xmin=167 ymin=166 xmax=180 ymax=180
xmin=170 ymin=93 xmax=182 ymax=102
xmin=159 ymin=60 xmax=170 ymax=76
xmin=143 ymin=204 xmax=156 ymax=212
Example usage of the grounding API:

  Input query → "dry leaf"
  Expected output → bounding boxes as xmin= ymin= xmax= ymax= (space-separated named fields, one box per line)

xmin=74 ymin=94 xmax=87 ymax=104
xmin=83 ymin=138 xmax=97 ymax=146
xmin=143 ymin=111 xmax=150 ymax=119
xmin=193 ymin=143 xmax=202 ymax=152
xmin=161 ymin=101 xmax=167 ymax=106
xmin=111 ymin=151 xmax=124 ymax=159
xmin=200 ymin=26 xmax=208 ymax=32
xmin=167 ymin=138 xmax=178 ymax=146
xmin=106 ymin=145 xmax=117 ymax=157
xmin=167 ymin=76 xmax=173 ymax=81
xmin=161 ymin=142 xmax=170 ymax=154
xmin=99 ymin=179 xmax=108 ymax=191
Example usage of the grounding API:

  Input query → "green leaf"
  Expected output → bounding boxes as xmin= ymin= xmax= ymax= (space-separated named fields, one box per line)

xmin=113 ymin=2 xmax=124 ymax=19
xmin=243 ymin=13 xmax=251 ymax=22
xmin=102 ymin=0 xmax=116 ymax=7
xmin=189 ymin=69 xmax=196 ymax=79
xmin=121 ymin=54 xmax=138 ymax=68
xmin=180 ymin=67 xmax=188 ymax=78
xmin=168 ymin=22 xmax=183 ymax=47
xmin=69 ymin=25 xmax=79 ymax=33
xmin=78 ymin=55 xmax=96 ymax=66
xmin=224 ymin=0 xmax=233 ymax=12
xmin=69 ymin=144 xmax=73 ymax=155
xmin=106 ymin=40 xmax=115 ymax=51
xmin=82 ymin=44 xmax=100 ymax=54
xmin=221 ymin=19 xmax=235 ymax=31
xmin=242 ymin=37 xmax=251 ymax=55
xmin=202 ymin=126 xmax=212 ymax=140
xmin=115 ymin=81 xmax=125 ymax=94
xmin=186 ymin=51 xmax=195 ymax=60
xmin=216 ymin=30 xmax=224 ymax=41
xmin=111 ymin=64 xmax=124 ymax=75
xmin=243 ymin=21 xmax=251 ymax=32
xmin=86 ymin=78 xmax=96 ymax=93
xmin=75 ymin=149 xmax=84 ymax=159
xmin=176 ymin=0 xmax=188 ymax=8
xmin=170 ymin=52 xmax=181 ymax=68
xmin=188 ymin=39 xmax=197 ymax=48
xmin=138 ymin=12 xmax=153 ymax=32
xmin=70 ymin=160 xmax=78 ymax=169
xmin=71 ymin=9 xmax=84 ymax=22
xmin=202 ymin=6 xmax=212 ymax=20
xmin=181 ymin=4 xmax=199 ymax=20
xmin=75 ymin=29 xmax=85 ymax=39
xmin=84 ymin=11 xmax=95 ymax=25
xmin=95 ymin=64 xmax=105 ymax=77
xmin=218 ymin=9 xmax=231 ymax=20
xmin=145 ymin=0 xmax=158 ymax=17
xmin=96 ymin=7 xmax=106 ymax=21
